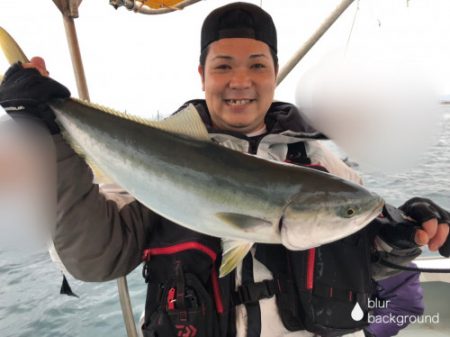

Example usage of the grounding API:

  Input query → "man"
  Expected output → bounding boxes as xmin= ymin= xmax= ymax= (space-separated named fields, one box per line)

xmin=0 ymin=2 xmax=449 ymax=337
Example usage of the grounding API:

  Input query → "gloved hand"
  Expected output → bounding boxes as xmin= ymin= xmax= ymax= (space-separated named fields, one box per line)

xmin=0 ymin=59 xmax=70 ymax=134
xmin=400 ymin=197 xmax=450 ymax=257
xmin=375 ymin=204 xmax=420 ymax=249
xmin=376 ymin=199 xmax=450 ymax=258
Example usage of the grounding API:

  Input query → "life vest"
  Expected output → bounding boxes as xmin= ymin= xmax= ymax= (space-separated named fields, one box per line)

xmin=139 ymin=139 xmax=375 ymax=337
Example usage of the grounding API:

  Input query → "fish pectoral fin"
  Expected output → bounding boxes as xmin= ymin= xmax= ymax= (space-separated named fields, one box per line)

xmin=216 ymin=212 xmax=273 ymax=231
xmin=152 ymin=104 xmax=210 ymax=140
xmin=220 ymin=239 xmax=253 ymax=277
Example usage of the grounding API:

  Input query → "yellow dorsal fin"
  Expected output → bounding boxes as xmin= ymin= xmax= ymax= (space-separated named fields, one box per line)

xmin=153 ymin=104 xmax=209 ymax=140
xmin=71 ymin=98 xmax=209 ymax=141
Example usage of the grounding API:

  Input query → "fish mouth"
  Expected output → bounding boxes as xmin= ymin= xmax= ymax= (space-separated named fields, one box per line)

xmin=224 ymin=99 xmax=256 ymax=106
xmin=278 ymin=216 xmax=284 ymax=232
xmin=365 ymin=195 xmax=385 ymax=223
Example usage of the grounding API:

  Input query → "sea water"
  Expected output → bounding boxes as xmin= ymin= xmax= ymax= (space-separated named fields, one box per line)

xmin=0 ymin=107 xmax=449 ymax=337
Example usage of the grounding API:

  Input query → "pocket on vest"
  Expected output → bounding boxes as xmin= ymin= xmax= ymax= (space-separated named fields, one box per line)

xmin=291 ymin=230 xmax=374 ymax=336
xmin=142 ymin=273 xmax=217 ymax=337
xmin=141 ymin=241 xmax=222 ymax=337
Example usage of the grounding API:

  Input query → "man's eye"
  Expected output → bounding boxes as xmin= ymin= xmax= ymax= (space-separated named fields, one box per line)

xmin=251 ymin=63 xmax=266 ymax=69
xmin=215 ymin=64 xmax=231 ymax=70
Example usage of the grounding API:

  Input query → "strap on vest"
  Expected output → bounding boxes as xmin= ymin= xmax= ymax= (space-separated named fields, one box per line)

xmin=241 ymin=253 xmax=261 ymax=337
xmin=232 ymin=278 xmax=361 ymax=305
xmin=231 ymin=279 xmax=284 ymax=306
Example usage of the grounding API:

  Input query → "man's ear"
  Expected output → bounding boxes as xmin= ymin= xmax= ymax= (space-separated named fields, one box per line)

xmin=198 ymin=65 xmax=205 ymax=91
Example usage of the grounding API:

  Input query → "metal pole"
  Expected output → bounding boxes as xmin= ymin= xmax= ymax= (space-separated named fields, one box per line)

xmin=276 ymin=0 xmax=355 ymax=86
xmin=61 ymin=15 xmax=90 ymax=100
xmin=117 ymin=277 xmax=139 ymax=337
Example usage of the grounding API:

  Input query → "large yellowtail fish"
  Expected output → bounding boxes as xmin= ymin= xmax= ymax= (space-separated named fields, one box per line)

xmin=0 ymin=27 xmax=384 ymax=276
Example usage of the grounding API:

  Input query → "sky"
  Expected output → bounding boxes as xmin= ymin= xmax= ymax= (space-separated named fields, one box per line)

xmin=1 ymin=0 xmax=450 ymax=118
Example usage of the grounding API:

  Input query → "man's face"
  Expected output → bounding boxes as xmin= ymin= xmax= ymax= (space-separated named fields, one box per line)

xmin=199 ymin=38 xmax=277 ymax=134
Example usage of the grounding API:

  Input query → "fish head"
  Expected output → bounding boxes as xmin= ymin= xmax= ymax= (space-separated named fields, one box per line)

xmin=280 ymin=181 xmax=384 ymax=250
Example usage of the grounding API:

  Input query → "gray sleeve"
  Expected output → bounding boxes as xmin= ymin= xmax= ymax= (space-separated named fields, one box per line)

xmin=52 ymin=134 xmax=160 ymax=282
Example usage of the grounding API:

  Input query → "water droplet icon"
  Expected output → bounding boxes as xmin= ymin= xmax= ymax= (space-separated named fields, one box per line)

xmin=351 ymin=302 xmax=364 ymax=321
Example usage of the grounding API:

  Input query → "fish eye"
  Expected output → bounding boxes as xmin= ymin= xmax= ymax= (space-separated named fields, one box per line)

xmin=346 ymin=208 xmax=355 ymax=217
xmin=340 ymin=206 xmax=359 ymax=218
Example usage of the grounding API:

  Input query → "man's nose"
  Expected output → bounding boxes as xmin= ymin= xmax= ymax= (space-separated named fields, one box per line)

xmin=229 ymin=69 xmax=251 ymax=89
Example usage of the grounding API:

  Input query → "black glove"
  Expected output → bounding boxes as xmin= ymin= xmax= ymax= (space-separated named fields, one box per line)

xmin=400 ymin=197 xmax=450 ymax=257
xmin=0 ymin=62 xmax=70 ymax=134
xmin=375 ymin=204 xmax=421 ymax=250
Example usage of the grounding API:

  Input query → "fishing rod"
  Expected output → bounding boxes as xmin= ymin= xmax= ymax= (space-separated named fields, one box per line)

xmin=377 ymin=257 xmax=450 ymax=273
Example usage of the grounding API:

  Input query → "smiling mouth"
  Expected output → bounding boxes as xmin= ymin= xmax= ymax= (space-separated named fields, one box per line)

xmin=224 ymin=99 xmax=255 ymax=106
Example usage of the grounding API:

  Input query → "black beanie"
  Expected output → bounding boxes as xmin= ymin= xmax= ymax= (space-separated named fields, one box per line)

xmin=200 ymin=2 xmax=277 ymax=54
